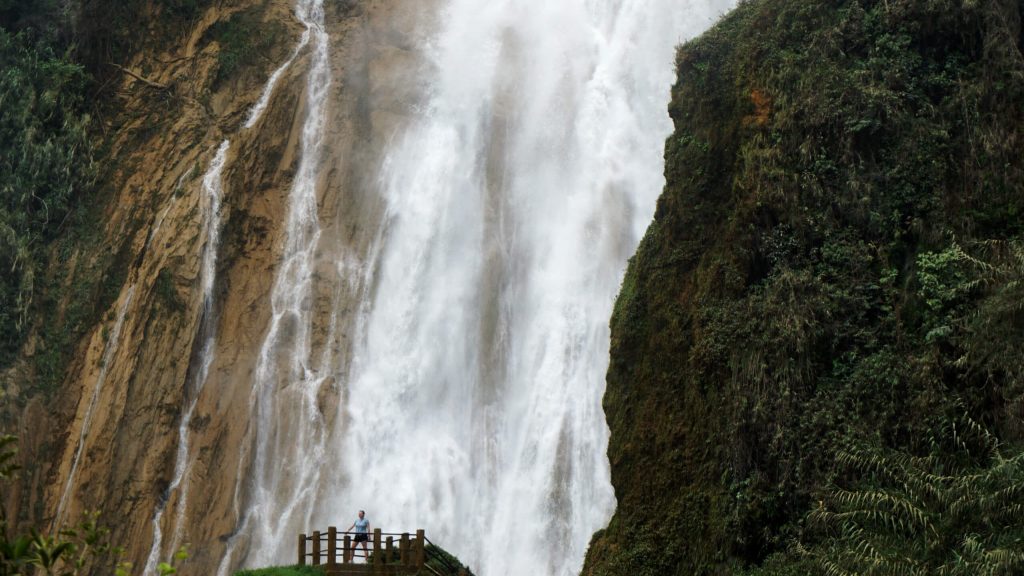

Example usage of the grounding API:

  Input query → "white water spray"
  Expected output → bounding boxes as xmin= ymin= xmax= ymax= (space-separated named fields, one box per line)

xmin=143 ymin=2 xmax=322 ymax=569
xmin=330 ymin=1 xmax=733 ymax=575
xmin=217 ymin=0 xmax=733 ymax=574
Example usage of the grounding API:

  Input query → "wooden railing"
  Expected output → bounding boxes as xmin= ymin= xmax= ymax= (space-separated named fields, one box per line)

xmin=297 ymin=528 xmax=425 ymax=569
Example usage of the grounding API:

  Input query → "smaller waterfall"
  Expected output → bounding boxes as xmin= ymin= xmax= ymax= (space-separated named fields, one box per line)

xmin=245 ymin=26 xmax=310 ymax=130
xmin=143 ymin=2 xmax=318 ymax=569
xmin=145 ymin=194 xmax=178 ymax=251
xmin=217 ymin=0 xmax=332 ymax=572
xmin=143 ymin=140 xmax=228 ymax=575
xmin=54 ymin=285 xmax=136 ymax=529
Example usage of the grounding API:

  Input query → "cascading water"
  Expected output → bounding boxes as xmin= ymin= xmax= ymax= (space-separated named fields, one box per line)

xmin=220 ymin=0 xmax=733 ymax=574
xmin=143 ymin=140 xmax=228 ymax=576
xmin=143 ymin=5 xmax=318 ymax=573
xmin=243 ymin=18 xmax=312 ymax=131
xmin=55 ymin=285 xmax=136 ymax=529
xmin=217 ymin=0 xmax=332 ymax=573
xmin=328 ymin=1 xmax=732 ymax=573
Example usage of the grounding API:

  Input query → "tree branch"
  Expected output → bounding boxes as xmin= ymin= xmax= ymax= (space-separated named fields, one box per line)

xmin=107 ymin=63 xmax=170 ymax=90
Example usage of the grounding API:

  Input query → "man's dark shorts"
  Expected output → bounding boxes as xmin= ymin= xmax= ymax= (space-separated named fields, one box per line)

xmin=355 ymin=533 xmax=368 ymax=543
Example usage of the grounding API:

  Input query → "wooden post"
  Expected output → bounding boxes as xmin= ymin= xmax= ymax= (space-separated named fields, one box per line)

xmin=312 ymin=531 xmax=321 ymax=566
xmin=328 ymin=526 xmax=338 ymax=566
xmin=373 ymin=529 xmax=383 ymax=565
xmin=415 ymin=529 xmax=425 ymax=568
xmin=458 ymin=569 xmax=467 ymax=576
xmin=344 ymin=534 xmax=352 ymax=563
xmin=400 ymin=532 xmax=410 ymax=565
xmin=298 ymin=533 xmax=307 ymax=566
xmin=386 ymin=536 xmax=394 ymax=564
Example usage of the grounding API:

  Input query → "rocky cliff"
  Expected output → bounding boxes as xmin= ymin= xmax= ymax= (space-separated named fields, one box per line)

xmin=2 ymin=0 xmax=432 ymax=572
xmin=6 ymin=0 xmax=1023 ymax=574
xmin=583 ymin=0 xmax=1024 ymax=574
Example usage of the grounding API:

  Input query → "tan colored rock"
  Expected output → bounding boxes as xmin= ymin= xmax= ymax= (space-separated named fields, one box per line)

xmin=2 ymin=0 xmax=443 ymax=573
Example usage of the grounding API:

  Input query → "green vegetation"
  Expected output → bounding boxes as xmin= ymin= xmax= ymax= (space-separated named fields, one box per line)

xmin=0 ymin=0 xmax=214 ymax=390
xmin=0 ymin=0 xmax=137 ymax=385
xmin=0 ymin=11 xmax=95 ymax=365
xmin=155 ymin=267 xmax=182 ymax=311
xmin=233 ymin=566 xmax=324 ymax=576
xmin=154 ymin=0 xmax=204 ymax=19
xmin=423 ymin=543 xmax=475 ymax=576
xmin=584 ymin=0 xmax=1024 ymax=574
xmin=205 ymin=7 xmax=284 ymax=87
xmin=810 ymin=416 xmax=1024 ymax=575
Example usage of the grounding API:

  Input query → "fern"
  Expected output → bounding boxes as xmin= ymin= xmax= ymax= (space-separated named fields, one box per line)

xmin=809 ymin=416 xmax=1024 ymax=575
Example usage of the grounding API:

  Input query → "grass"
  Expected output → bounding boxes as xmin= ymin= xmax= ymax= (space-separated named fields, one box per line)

xmin=233 ymin=565 xmax=324 ymax=576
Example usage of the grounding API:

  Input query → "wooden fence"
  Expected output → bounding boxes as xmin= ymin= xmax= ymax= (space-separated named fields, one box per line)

xmin=298 ymin=528 xmax=425 ymax=569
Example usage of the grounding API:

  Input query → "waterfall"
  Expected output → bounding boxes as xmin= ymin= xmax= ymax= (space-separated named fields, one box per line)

xmin=217 ymin=0 xmax=332 ymax=573
xmin=218 ymin=0 xmax=733 ymax=574
xmin=143 ymin=140 xmax=229 ymax=576
xmin=243 ymin=19 xmax=312 ymax=130
xmin=327 ymin=0 xmax=731 ymax=574
xmin=144 ymin=4 xmax=318 ymax=572
xmin=55 ymin=285 xmax=136 ymax=529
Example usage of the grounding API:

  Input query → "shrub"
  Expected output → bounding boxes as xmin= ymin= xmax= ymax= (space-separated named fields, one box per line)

xmin=205 ymin=8 xmax=283 ymax=87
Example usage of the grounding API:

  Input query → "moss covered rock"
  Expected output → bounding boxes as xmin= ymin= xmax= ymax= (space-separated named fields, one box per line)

xmin=583 ymin=0 xmax=1024 ymax=574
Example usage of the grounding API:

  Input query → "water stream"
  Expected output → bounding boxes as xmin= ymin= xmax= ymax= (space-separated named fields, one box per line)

xmin=55 ymin=285 xmax=136 ymax=529
xmin=328 ymin=1 xmax=731 ymax=573
xmin=216 ymin=0 xmax=734 ymax=574
xmin=143 ymin=140 xmax=229 ymax=575
xmin=216 ymin=0 xmax=332 ymax=572
xmin=143 ymin=4 xmax=319 ymax=571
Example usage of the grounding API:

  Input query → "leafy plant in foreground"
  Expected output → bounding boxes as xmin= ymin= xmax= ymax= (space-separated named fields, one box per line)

xmin=0 ymin=435 xmax=187 ymax=575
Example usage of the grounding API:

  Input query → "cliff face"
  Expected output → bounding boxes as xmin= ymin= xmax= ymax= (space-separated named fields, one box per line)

xmin=584 ymin=0 xmax=1024 ymax=574
xmin=2 ymin=0 xmax=431 ymax=572
xmin=4 ymin=0 xmax=307 ymax=567
xmin=5 ymin=0 xmax=1022 ymax=573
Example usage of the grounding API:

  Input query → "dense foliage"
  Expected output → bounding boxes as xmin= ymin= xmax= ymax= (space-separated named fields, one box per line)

xmin=583 ymin=0 xmax=1024 ymax=574
xmin=0 ymin=6 xmax=94 ymax=364
xmin=204 ymin=6 xmax=285 ymax=87
xmin=811 ymin=416 xmax=1024 ymax=575
xmin=0 ymin=0 xmax=214 ymax=381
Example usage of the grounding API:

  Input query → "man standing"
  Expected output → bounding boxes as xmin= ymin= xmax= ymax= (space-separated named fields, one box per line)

xmin=347 ymin=510 xmax=371 ymax=562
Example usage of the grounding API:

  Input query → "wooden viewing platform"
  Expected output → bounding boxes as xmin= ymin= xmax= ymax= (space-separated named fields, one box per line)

xmin=298 ymin=528 xmax=467 ymax=576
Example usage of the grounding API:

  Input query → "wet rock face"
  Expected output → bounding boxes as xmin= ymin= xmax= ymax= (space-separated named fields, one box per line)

xmin=37 ymin=0 xmax=307 ymax=569
xmin=1 ymin=0 xmax=431 ymax=572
